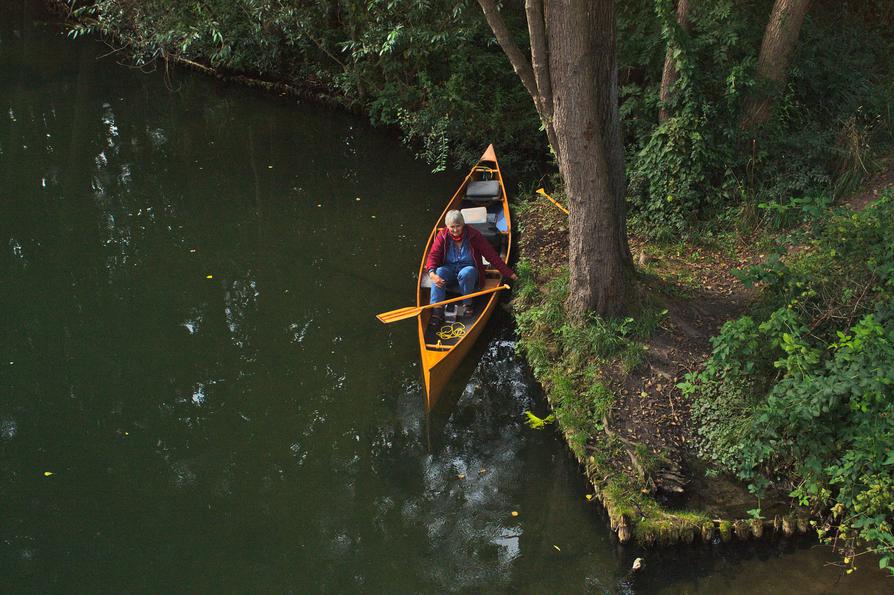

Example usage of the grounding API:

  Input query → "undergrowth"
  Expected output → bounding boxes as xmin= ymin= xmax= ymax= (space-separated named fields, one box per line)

xmin=513 ymin=260 xmax=665 ymax=462
xmin=681 ymin=191 xmax=894 ymax=575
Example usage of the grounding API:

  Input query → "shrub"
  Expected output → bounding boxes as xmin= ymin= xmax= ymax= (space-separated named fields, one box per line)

xmin=681 ymin=193 xmax=894 ymax=573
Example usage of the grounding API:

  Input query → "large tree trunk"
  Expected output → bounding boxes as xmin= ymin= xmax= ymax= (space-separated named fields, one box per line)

xmin=658 ymin=0 xmax=692 ymax=123
xmin=548 ymin=0 xmax=632 ymax=318
xmin=478 ymin=0 xmax=633 ymax=318
xmin=741 ymin=0 xmax=811 ymax=129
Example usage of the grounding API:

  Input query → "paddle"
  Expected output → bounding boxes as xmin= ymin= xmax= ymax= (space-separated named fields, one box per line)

xmin=376 ymin=284 xmax=511 ymax=324
xmin=536 ymin=187 xmax=569 ymax=215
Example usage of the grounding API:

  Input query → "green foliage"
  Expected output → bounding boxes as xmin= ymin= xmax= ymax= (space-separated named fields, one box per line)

xmin=523 ymin=411 xmax=555 ymax=430
xmin=65 ymin=0 xmax=544 ymax=173
xmin=623 ymin=0 xmax=755 ymax=238
xmin=681 ymin=193 xmax=894 ymax=573
xmin=68 ymin=0 xmax=893 ymax=212
xmin=622 ymin=0 xmax=894 ymax=238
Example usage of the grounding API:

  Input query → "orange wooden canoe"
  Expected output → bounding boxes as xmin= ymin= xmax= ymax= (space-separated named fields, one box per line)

xmin=415 ymin=145 xmax=513 ymax=409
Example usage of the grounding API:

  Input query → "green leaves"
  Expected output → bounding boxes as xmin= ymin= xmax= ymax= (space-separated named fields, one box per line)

xmin=686 ymin=193 xmax=894 ymax=576
xmin=524 ymin=411 xmax=555 ymax=430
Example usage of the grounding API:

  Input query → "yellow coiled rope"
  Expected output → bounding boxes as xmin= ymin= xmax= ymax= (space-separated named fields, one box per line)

xmin=436 ymin=322 xmax=466 ymax=340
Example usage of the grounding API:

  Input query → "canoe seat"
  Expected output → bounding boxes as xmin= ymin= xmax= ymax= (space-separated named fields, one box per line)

xmin=469 ymin=221 xmax=502 ymax=253
xmin=465 ymin=180 xmax=501 ymax=203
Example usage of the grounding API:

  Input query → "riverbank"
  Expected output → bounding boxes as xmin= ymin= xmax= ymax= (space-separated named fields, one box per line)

xmin=512 ymin=195 xmax=788 ymax=546
xmin=511 ymin=169 xmax=894 ymax=556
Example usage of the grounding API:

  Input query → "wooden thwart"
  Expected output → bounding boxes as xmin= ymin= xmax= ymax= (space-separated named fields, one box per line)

xmin=376 ymin=284 xmax=510 ymax=324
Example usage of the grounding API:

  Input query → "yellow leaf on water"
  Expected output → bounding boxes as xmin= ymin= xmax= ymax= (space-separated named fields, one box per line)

xmin=585 ymin=494 xmax=594 ymax=501
xmin=553 ymin=545 xmax=561 ymax=552
xmin=511 ymin=511 xmax=519 ymax=517
xmin=43 ymin=471 xmax=54 ymax=477
xmin=206 ymin=275 xmax=213 ymax=279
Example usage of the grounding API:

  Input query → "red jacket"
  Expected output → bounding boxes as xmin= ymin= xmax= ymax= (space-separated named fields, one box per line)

xmin=425 ymin=226 xmax=514 ymax=288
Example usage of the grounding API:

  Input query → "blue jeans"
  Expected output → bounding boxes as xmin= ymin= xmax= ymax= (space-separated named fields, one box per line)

xmin=430 ymin=265 xmax=478 ymax=306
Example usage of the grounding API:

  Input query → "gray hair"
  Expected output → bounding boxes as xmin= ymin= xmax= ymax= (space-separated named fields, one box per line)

xmin=445 ymin=210 xmax=464 ymax=226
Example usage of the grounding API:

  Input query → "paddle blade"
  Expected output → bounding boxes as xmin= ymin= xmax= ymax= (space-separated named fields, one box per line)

xmin=376 ymin=306 xmax=421 ymax=324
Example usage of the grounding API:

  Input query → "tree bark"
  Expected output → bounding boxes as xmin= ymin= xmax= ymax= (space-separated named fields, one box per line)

xmin=741 ymin=0 xmax=811 ymax=129
xmin=478 ymin=0 xmax=632 ymax=318
xmin=548 ymin=0 xmax=631 ymax=318
xmin=658 ymin=0 xmax=692 ymax=123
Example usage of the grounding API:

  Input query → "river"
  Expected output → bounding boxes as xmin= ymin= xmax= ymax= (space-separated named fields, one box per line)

xmin=1 ymin=5 xmax=890 ymax=592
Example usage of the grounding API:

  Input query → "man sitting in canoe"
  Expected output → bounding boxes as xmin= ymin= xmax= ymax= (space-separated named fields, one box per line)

xmin=425 ymin=209 xmax=517 ymax=324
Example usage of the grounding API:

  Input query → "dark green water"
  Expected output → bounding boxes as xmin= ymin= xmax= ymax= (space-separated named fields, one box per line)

xmin=2 ymin=6 xmax=891 ymax=593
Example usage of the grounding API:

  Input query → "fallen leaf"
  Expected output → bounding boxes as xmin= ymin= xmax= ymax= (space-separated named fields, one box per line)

xmin=43 ymin=471 xmax=54 ymax=477
xmin=553 ymin=545 xmax=561 ymax=552
xmin=206 ymin=275 xmax=213 ymax=279
xmin=511 ymin=511 xmax=519 ymax=517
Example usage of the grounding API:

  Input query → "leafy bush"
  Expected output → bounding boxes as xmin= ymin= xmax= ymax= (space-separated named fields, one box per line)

xmin=681 ymin=193 xmax=894 ymax=573
xmin=622 ymin=0 xmax=894 ymax=238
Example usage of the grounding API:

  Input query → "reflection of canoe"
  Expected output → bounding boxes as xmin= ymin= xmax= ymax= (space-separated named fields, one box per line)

xmin=416 ymin=144 xmax=512 ymax=409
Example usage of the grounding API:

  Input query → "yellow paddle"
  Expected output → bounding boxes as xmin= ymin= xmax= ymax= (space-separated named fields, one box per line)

xmin=536 ymin=187 xmax=569 ymax=215
xmin=376 ymin=284 xmax=511 ymax=324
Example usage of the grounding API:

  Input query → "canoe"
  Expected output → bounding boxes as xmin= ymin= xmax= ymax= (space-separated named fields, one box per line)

xmin=415 ymin=144 xmax=512 ymax=409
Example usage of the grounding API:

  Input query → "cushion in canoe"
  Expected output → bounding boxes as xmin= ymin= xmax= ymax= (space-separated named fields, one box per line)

xmin=460 ymin=206 xmax=488 ymax=224
xmin=465 ymin=180 xmax=501 ymax=202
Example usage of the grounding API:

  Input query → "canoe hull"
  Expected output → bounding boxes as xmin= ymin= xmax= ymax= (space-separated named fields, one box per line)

xmin=419 ymin=295 xmax=498 ymax=409
xmin=415 ymin=144 xmax=511 ymax=410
